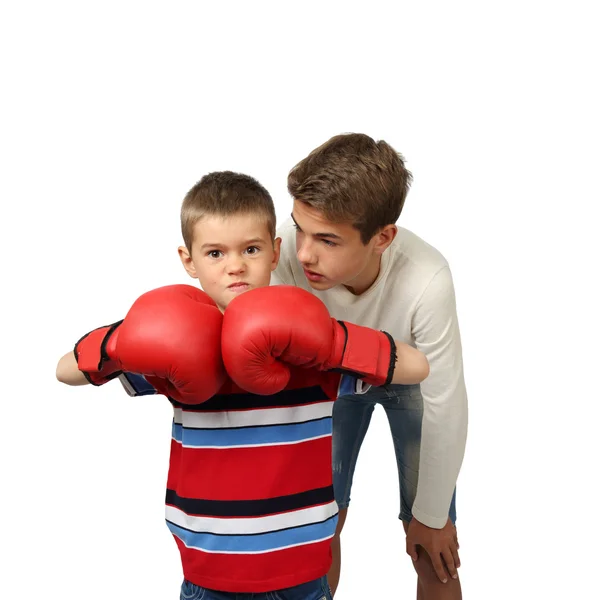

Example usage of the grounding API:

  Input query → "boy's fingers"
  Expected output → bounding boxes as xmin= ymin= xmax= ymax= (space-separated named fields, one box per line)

xmin=452 ymin=546 xmax=461 ymax=570
xmin=406 ymin=541 xmax=418 ymax=562
xmin=431 ymin=554 xmax=449 ymax=583
xmin=442 ymin=548 xmax=458 ymax=580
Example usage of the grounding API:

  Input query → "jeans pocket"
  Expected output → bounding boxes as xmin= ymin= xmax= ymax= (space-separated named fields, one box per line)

xmin=270 ymin=577 xmax=330 ymax=600
xmin=321 ymin=577 xmax=332 ymax=600
xmin=180 ymin=579 xmax=206 ymax=600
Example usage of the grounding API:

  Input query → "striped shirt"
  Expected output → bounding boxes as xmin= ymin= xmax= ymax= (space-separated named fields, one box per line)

xmin=120 ymin=367 xmax=361 ymax=592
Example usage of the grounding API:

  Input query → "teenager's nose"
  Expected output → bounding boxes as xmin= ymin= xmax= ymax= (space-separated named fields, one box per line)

xmin=296 ymin=236 xmax=316 ymax=265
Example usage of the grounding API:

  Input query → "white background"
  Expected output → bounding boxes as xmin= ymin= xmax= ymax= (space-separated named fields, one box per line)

xmin=2 ymin=1 xmax=599 ymax=598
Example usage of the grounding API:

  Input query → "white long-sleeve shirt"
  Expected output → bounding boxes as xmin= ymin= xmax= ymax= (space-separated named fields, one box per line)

xmin=272 ymin=218 xmax=468 ymax=528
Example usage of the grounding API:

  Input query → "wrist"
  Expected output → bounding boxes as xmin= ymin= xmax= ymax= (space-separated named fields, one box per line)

xmin=411 ymin=505 xmax=447 ymax=530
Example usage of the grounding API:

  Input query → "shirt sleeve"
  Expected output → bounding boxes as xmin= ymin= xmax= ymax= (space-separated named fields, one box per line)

xmin=118 ymin=373 xmax=158 ymax=397
xmin=337 ymin=374 xmax=372 ymax=396
xmin=411 ymin=266 xmax=468 ymax=529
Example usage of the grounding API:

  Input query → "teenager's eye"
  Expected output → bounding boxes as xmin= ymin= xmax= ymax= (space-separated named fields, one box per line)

xmin=245 ymin=246 xmax=260 ymax=255
xmin=323 ymin=240 xmax=336 ymax=247
xmin=208 ymin=250 xmax=223 ymax=259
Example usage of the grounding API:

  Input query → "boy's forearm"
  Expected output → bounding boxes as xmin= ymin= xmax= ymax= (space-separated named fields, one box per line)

xmin=56 ymin=351 xmax=89 ymax=386
xmin=390 ymin=341 xmax=430 ymax=385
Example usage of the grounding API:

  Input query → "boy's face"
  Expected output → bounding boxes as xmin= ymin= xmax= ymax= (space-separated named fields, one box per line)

xmin=292 ymin=200 xmax=397 ymax=294
xmin=179 ymin=213 xmax=281 ymax=312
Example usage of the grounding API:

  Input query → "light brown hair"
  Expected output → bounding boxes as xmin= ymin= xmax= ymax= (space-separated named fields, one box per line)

xmin=288 ymin=133 xmax=412 ymax=244
xmin=181 ymin=171 xmax=276 ymax=252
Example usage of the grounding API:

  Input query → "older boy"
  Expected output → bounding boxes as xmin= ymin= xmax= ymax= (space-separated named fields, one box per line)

xmin=272 ymin=134 xmax=468 ymax=599
xmin=56 ymin=171 xmax=430 ymax=599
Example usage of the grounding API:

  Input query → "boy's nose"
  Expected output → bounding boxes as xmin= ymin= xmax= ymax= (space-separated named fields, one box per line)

xmin=226 ymin=257 xmax=246 ymax=274
xmin=296 ymin=238 xmax=316 ymax=265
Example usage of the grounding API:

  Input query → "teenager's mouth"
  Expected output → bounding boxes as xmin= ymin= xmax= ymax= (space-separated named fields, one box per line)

xmin=303 ymin=269 xmax=325 ymax=282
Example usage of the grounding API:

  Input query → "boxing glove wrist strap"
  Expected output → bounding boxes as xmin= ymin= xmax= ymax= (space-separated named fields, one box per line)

xmin=74 ymin=320 xmax=123 ymax=386
xmin=326 ymin=320 xmax=397 ymax=386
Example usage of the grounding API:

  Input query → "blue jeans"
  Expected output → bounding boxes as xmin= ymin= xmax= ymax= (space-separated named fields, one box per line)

xmin=180 ymin=576 xmax=332 ymax=600
xmin=332 ymin=383 xmax=457 ymax=523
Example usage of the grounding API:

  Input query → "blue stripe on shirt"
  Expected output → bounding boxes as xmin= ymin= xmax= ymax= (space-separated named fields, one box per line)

xmin=166 ymin=513 xmax=338 ymax=553
xmin=172 ymin=417 xmax=332 ymax=448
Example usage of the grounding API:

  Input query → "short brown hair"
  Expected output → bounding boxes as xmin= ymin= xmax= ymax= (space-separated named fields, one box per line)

xmin=181 ymin=171 xmax=276 ymax=252
xmin=288 ymin=133 xmax=412 ymax=244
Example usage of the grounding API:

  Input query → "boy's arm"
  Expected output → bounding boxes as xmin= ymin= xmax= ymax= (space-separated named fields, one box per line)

xmin=55 ymin=350 xmax=156 ymax=396
xmin=54 ymin=285 xmax=227 ymax=403
xmin=388 ymin=341 xmax=430 ymax=385
xmin=410 ymin=266 xmax=468 ymax=528
xmin=55 ymin=344 xmax=159 ymax=397
xmin=56 ymin=351 xmax=89 ymax=386
xmin=400 ymin=266 xmax=466 ymax=583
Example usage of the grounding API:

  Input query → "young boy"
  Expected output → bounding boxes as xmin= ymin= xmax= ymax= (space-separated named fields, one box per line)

xmin=272 ymin=134 xmax=468 ymax=599
xmin=56 ymin=171 xmax=430 ymax=599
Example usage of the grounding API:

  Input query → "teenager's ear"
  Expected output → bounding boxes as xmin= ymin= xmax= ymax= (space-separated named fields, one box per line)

xmin=271 ymin=237 xmax=282 ymax=270
xmin=178 ymin=245 xmax=198 ymax=278
xmin=373 ymin=225 xmax=398 ymax=254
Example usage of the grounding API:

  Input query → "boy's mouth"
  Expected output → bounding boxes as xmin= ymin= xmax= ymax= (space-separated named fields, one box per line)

xmin=303 ymin=269 xmax=325 ymax=282
xmin=228 ymin=282 xmax=250 ymax=292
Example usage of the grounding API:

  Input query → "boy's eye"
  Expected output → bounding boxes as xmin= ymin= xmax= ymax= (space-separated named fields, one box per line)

xmin=322 ymin=239 xmax=336 ymax=247
xmin=208 ymin=250 xmax=223 ymax=259
xmin=245 ymin=246 xmax=260 ymax=255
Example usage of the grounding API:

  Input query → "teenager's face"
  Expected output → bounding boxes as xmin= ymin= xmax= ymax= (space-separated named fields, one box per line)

xmin=179 ymin=213 xmax=280 ymax=312
xmin=291 ymin=200 xmax=396 ymax=294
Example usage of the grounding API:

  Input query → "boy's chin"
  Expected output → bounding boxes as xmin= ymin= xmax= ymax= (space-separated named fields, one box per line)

xmin=305 ymin=278 xmax=335 ymax=291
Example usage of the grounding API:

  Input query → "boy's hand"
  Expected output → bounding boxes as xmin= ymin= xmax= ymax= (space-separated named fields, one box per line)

xmin=74 ymin=285 xmax=226 ymax=404
xmin=406 ymin=517 xmax=461 ymax=583
xmin=221 ymin=285 xmax=395 ymax=395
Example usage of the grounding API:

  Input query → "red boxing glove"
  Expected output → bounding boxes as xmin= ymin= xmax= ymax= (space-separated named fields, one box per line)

xmin=221 ymin=285 xmax=396 ymax=395
xmin=74 ymin=285 xmax=226 ymax=404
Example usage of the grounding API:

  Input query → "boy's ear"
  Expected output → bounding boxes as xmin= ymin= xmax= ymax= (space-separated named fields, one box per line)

xmin=271 ymin=237 xmax=282 ymax=271
xmin=178 ymin=245 xmax=198 ymax=279
xmin=373 ymin=225 xmax=398 ymax=255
